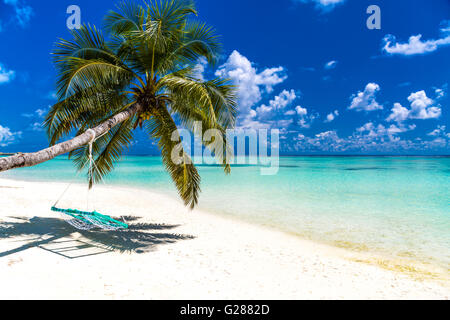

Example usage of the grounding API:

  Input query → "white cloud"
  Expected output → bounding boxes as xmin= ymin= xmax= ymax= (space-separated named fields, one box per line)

xmin=428 ymin=125 xmax=447 ymax=137
xmin=0 ymin=64 xmax=15 ymax=84
xmin=294 ymin=130 xmax=343 ymax=152
xmin=291 ymin=121 xmax=425 ymax=153
xmin=238 ymin=87 xmax=318 ymax=131
xmin=21 ymin=106 xmax=49 ymax=119
xmin=241 ymin=90 xmax=298 ymax=130
xmin=215 ymin=50 xmax=287 ymax=125
xmin=35 ymin=108 xmax=48 ymax=118
xmin=383 ymin=21 xmax=450 ymax=56
xmin=386 ymin=103 xmax=410 ymax=123
xmin=21 ymin=107 xmax=48 ymax=132
xmin=256 ymin=89 xmax=297 ymax=120
xmin=293 ymin=0 xmax=346 ymax=11
xmin=387 ymin=90 xmax=441 ymax=123
xmin=291 ymin=105 xmax=317 ymax=129
xmin=0 ymin=124 xmax=21 ymax=147
xmin=284 ymin=110 xmax=296 ymax=116
xmin=315 ymin=130 xmax=339 ymax=140
xmin=192 ymin=56 xmax=208 ymax=82
xmin=297 ymin=110 xmax=317 ymax=129
xmin=434 ymin=84 xmax=447 ymax=100
xmin=324 ymin=60 xmax=338 ymax=69
xmin=30 ymin=122 xmax=44 ymax=132
xmin=295 ymin=105 xmax=307 ymax=116
xmin=348 ymin=83 xmax=383 ymax=112
xmin=440 ymin=20 xmax=450 ymax=34
xmin=407 ymin=91 xmax=441 ymax=120
xmin=324 ymin=110 xmax=339 ymax=123
xmin=383 ymin=34 xmax=450 ymax=55
xmin=357 ymin=122 xmax=415 ymax=137
xmin=435 ymin=88 xmax=445 ymax=99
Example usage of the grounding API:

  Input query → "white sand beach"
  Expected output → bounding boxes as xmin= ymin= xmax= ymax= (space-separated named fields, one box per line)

xmin=0 ymin=178 xmax=448 ymax=300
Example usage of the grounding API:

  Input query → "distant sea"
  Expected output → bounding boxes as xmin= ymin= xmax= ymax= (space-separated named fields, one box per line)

xmin=2 ymin=156 xmax=449 ymax=272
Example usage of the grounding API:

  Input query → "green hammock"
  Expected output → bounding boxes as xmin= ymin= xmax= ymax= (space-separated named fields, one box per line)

xmin=51 ymin=207 xmax=128 ymax=230
xmin=51 ymin=129 xmax=128 ymax=231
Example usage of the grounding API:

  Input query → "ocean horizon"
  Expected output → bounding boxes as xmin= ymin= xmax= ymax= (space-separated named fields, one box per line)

xmin=2 ymin=155 xmax=449 ymax=273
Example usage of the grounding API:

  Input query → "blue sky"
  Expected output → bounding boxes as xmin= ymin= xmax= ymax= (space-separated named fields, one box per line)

xmin=0 ymin=0 xmax=449 ymax=155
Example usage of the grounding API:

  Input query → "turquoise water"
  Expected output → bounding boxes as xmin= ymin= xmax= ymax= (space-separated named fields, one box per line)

xmin=2 ymin=156 xmax=449 ymax=270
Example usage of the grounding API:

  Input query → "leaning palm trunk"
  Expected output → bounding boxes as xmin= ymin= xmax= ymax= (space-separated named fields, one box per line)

xmin=0 ymin=103 xmax=142 ymax=172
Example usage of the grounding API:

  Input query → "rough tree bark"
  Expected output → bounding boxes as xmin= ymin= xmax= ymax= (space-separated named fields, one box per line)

xmin=0 ymin=103 xmax=142 ymax=173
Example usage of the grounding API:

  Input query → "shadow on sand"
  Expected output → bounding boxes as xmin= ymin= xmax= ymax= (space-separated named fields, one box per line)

xmin=0 ymin=216 xmax=195 ymax=259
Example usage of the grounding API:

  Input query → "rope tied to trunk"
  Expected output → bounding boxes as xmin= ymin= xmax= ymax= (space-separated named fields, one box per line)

xmin=51 ymin=128 xmax=128 ymax=231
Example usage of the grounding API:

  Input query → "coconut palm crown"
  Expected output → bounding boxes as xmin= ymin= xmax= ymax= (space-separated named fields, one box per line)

xmin=44 ymin=0 xmax=237 ymax=209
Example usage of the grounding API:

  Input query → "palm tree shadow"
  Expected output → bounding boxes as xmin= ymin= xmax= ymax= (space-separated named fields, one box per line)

xmin=0 ymin=216 xmax=195 ymax=259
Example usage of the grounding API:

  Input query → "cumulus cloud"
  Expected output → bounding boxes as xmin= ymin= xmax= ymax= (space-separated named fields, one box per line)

xmin=0 ymin=64 xmax=15 ymax=84
xmin=295 ymin=105 xmax=307 ymax=116
xmin=407 ymin=91 xmax=441 ymax=120
xmin=290 ymin=121 xmax=428 ymax=153
xmin=296 ymin=108 xmax=317 ymax=129
xmin=386 ymin=103 xmax=409 ymax=123
xmin=192 ymin=56 xmax=208 ymax=82
xmin=427 ymin=125 xmax=447 ymax=137
xmin=240 ymin=90 xmax=298 ymax=130
xmin=236 ymin=86 xmax=319 ymax=132
xmin=256 ymin=89 xmax=297 ymax=120
xmin=387 ymin=90 xmax=441 ymax=123
xmin=293 ymin=0 xmax=346 ymax=11
xmin=324 ymin=110 xmax=339 ymax=123
xmin=215 ymin=50 xmax=287 ymax=125
xmin=382 ymin=20 xmax=450 ymax=56
xmin=293 ymin=130 xmax=344 ymax=152
xmin=348 ymin=83 xmax=383 ymax=112
xmin=324 ymin=60 xmax=338 ymax=70
xmin=0 ymin=124 xmax=21 ymax=147
xmin=284 ymin=110 xmax=296 ymax=116
xmin=357 ymin=122 xmax=415 ymax=137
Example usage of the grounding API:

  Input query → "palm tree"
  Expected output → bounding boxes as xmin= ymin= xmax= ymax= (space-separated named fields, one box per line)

xmin=0 ymin=0 xmax=237 ymax=209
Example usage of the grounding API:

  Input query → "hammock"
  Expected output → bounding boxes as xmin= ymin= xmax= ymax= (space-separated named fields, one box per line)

xmin=51 ymin=207 xmax=128 ymax=231
xmin=51 ymin=129 xmax=129 ymax=231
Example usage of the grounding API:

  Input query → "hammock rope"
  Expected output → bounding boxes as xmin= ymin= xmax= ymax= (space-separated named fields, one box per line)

xmin=52 ymin=129 xmax=128 ymax=231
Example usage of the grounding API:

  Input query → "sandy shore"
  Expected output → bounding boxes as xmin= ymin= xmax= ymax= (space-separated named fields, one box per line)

xmin=0 ymin=178 xmax=448 ymax=299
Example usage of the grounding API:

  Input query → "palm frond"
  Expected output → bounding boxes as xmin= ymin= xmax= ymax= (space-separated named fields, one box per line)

xmin=44 ymin=89 xmax=132 ymax=145
xmin=157 ymin=74 xmax=217 ymax=122
xmin=145 ymin=107 xmax=200 ymax=208
xmin=104 ymin=0 xmax=146 ymax=34
xmin=53 ymin=24 xmax=137 ymax=100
